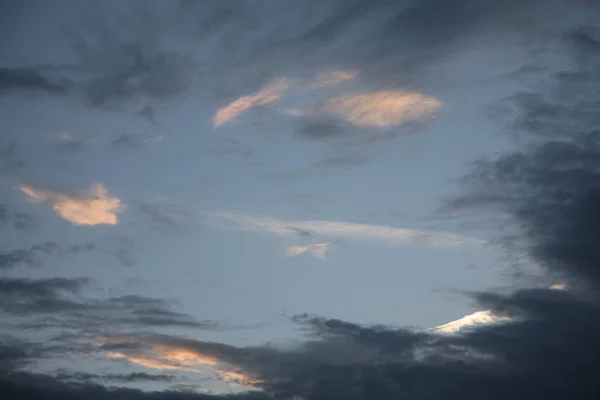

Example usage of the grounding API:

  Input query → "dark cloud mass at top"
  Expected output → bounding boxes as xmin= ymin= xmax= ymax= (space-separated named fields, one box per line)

xmin=2 ymin=0 xmax=600 ymax=399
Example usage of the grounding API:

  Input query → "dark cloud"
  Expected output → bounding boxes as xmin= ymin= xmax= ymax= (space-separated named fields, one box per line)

xmin=0 ymin=277 xmax=217 ymax=330
xmin=0 ymin=371 xmax=272 ymax=400
xmin=111 ymin=133 xmax=146 ymax=149
xmin=0 ymin=204 xmax=35 ymax=230
xmin=0 ymin=67 xmax=70 ymax=96
xmin=2 ymin=0 xmax=570 ymax=116
xmin=31 ymin=8 xmax=600 ymax=399
xmin=138 ymin=105 xmax=157 ymax=123
xmin=55 ymin=370 xmax=178 ymax=383
xmin=3 ymin=2 xmax=600 ymax=400
xmin=295 ymin=119 xmax=347 ymax=141
xmin=0 ymin=242 xmax=93 ymax=269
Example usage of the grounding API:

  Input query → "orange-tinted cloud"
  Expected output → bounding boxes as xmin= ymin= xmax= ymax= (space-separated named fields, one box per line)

xmin=213 ymin=78 xmax=289 ymax=128
xmin=104 ymin=342 xmax=218 ymax=373
xmin=286 ymin=243 xmax=329 ymax=259
xmin=325 ymin=90 xmax=442 ymax=127
xmin=19 ymin=183 xmax=124 ymax=226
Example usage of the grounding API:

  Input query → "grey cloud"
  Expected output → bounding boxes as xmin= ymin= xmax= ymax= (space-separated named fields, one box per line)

xmin=0 ymin=242 xmax=94 ymax=269
xmin=0 ymin=67 xmax=70 ymax=96
xmin=4 ymin=0 xmax=571 ymax=116
xmin=0 ymin=371 xmax=272 ymax=400
xmin=55 ymin=370 xmax=178 ymax=383
xmin=295 ymin=119 xmax=348 ymax=141
xmin=0 ymin=277 xmax=217 ymax=330
xmin=0 ymin=204 xmax=36 ymax=230
xmin=41 ymin=9 xmax=600 ymax=399
xmin=111 ymin=133 xmax=146 ymax=149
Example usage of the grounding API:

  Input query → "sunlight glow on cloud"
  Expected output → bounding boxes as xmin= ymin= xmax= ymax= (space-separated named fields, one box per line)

xmin=101 ymin=338 xmax=261 ymax=390
xmin=314 ymin=69 xmax=359 ymax=88
xmin=432 ymin=284 xmax=568 ymax=334
xmin=19 ymin=183 xmax=124 ymax=226
xmin=286 ymin=243 xmax=329 ymax=259
xmin=213 ymin=78 xmax=289 ymax=128
xmin=208 ymin=211 xmax=485 ymax=247
xmin=104 ymin=343 xmax=218 ymax=373
xmin=325 ymin=90 xmax=442 ymax=127
xmin=432 ymin=310 xmax=511 ymax=334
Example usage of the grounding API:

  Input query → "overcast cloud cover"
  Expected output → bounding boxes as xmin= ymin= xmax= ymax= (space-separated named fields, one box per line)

xmin=2 ymin=0 xmax=600 ymax=399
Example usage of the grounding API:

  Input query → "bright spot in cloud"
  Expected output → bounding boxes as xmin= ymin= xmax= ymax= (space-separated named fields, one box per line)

xmin=286 ymin=243 xmax=329 ymax=259
xmin=314 ymin=69 xmax=359 ymax=87
xmin=325 ymin=90 xmax=442 ymax=127
xmin=104 ymin=343 xmax=218 ymax=373
xmin=19 ymin=183 xmax=124 ymax=226
xmin=213 ymin=78 xmax=289 ymax=128
xmin=432 ymin=310 xmax=511 ymax=334
xmin=208 ymin=211 xmax=484 ymax=247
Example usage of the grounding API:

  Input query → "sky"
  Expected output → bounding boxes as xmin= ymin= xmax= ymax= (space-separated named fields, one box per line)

xmin=1 ymin=0 xmax=600 ymax=398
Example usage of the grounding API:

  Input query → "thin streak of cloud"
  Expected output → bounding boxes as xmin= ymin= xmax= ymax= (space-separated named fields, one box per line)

xmin=313 ymin=69 xmax=359 ymax=88
xmin=208 ymin=211 xmax=485 ymax=247
xmin=19 ymin=183 xmax=124 ymax=226
xmin=325 ymin=90 xmax=442 ymax=128
xmin=286 ymin=243 xmax=329 ymax=259
xmin=212 ymin=78 xmax=289 ymax=128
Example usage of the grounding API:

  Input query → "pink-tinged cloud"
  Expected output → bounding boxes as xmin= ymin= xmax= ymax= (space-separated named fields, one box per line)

xmin=19 ymin=183 xmax=124 ymax=226
xmin=286 ymin=243 xmax=329 ymax=259
xmin=213 ymin=78 xmax=289 ymax=128
xmin=325 ymin=90 xmax=442 ymax=127
xmin=314 ymin=69 xmax=359 ymax=88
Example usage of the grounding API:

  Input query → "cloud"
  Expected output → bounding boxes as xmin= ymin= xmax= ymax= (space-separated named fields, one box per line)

xmin=0 ymin=277 xmax=217 ymax=330
xmin=324 ymin=90 xmax=442 ymax=128
xmin=0 ymin=67 xmax=70 ymax=96
xmin=431 ymin=309 xmax=511 ymax=334
xmin=19 ymin=183 xmax=124 ymax=226
xmin=55 ymin=371 xmax=178 ymax=383
xmin=313 ymin=69 xmax=359 ymax=87
xmin=209 ymin=211 xmax=485 ymax=247
xmin=0 ymin=371 xmax=272 ymax=400
xmin=0 ymin=242 xmax=93 ymax=269
xmin=286 ymin=243 xmax=329 ymax=259
xmin=213 ymin=78 xmax=289 ymax=128
xmin=294 ymin=118 xmax=347 ymax=141
xmin=0 ymin=204 xmax=36 ymax=230
xmin=139 ymin=202 xmax=198 ymax=231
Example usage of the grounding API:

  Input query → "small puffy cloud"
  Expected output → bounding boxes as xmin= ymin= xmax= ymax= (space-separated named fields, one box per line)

xmin=213 ymin=78 xmax=289 ymax=128
xmin=19 ymin=183 xmax=124 ymax=226
xmin=325 ymin=90 xmax=442 ymax=127
xmin=286 ymin=243 xmax=329 ymax=259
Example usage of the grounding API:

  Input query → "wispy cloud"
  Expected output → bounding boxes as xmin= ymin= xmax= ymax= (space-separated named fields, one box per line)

xmin=208 ymin=211 xmax=484 ymax=247
xmin=213 ymin=78 xmax=289 ymax=128
xmin=325 ymin=90 xmax=442 ymax=128
xmin=100 ymin=337 xmax=261 ymax=390
xmin=286 ymin=243 xmax=329 ymax=259
xmin=314 ymin=69 xmax=359 ymax=88
xmin=19 ymin=183 xmax=124 ymax=226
